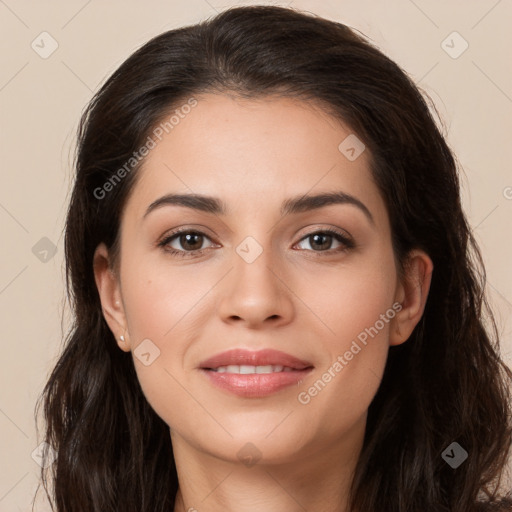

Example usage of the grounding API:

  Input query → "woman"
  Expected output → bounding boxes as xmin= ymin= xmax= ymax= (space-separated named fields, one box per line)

xmin=35 ymin=5 xmax=512 ymax=511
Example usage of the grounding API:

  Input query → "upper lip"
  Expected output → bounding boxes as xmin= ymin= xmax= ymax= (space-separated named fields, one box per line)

xmin=199 ymin=349 xmax=313 ymax=370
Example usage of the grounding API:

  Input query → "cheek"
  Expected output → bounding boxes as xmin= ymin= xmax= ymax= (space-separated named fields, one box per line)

xmin=294 ymin=246 xmax=398 ymax=344
xmin=295 ymin=302 xmax=393 ymax=446
xmin=121 ymin=253 xmax=206 ymax=342
xmin=293 ymin=250 xmax=397 ymax=430
xmin=118 ymin=254 xmax=217 ymax=426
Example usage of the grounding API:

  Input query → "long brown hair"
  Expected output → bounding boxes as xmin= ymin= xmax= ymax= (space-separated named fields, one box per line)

xmin=35 ymin=5 xmax=512 ymax=511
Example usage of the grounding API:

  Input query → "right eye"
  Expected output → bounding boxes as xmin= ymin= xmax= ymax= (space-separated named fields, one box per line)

xmin=158 ymin=229 xmax=217 ymax=258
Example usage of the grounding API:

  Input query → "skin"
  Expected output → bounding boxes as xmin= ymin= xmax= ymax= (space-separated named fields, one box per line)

xmin=94 ymin=93 xmax=433 ymax=512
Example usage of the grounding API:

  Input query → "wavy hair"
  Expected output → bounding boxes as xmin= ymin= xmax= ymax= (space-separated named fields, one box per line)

xmin=35 ymin=5 xmax=512 ymax=511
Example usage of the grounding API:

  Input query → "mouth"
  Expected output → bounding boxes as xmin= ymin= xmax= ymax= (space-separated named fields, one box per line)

xmin=199 ymin=348 xmax=313 ymax=371
xmin=198 ymin=349 xmax=314 ymax=397
xmin=209 ymin=364 xmax=298 ymax=374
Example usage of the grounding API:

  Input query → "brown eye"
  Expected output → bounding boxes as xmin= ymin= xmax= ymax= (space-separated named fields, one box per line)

xmin=175 ymin=232 xmax=205 ymax=251
xmin=307 ymin=233 xmax=334 ymax=251
xmin=159 ymin=230 xmax=216 ymax=255
xmin=296 ymin=229 xmax=354 ymax=253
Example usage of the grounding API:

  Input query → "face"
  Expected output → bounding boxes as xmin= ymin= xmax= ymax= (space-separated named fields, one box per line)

xmin=95 ymin=93 xmax=431 ymax=466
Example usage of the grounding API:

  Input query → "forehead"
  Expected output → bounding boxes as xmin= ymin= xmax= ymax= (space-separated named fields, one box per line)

xmin=123 ymin=93 xmax=385 ymax=222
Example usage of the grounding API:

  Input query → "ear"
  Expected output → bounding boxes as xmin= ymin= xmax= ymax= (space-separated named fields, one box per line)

xmin=93 ymin=243 xmax=131 ymax=352
xmin=389 ymin=249 xmax=433 ymax=346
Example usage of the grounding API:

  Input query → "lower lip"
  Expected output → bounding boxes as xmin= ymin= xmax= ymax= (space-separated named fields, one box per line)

xmin=200 ymin=368 xmax=313 ymax=398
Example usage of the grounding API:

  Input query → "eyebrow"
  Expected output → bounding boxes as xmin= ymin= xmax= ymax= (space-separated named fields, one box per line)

xmin=143 ymin=191 xmax=374 ymax=224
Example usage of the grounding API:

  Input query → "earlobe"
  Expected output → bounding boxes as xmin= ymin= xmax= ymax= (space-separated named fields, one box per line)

xmin=93 ymin=243 xmax=131 ymax=352
xmin=389 ymin=249 xmax=433 ymax=346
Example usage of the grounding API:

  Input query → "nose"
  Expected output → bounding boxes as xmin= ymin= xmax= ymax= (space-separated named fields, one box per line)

xmin=216 ymin=243 xmax=295 ymax=329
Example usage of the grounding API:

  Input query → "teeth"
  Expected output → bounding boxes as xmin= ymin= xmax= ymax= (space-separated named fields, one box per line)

xmin=256 ymin=365 xmax=273 ymax=374
xmin=211 ymin=365 xmax=295 ymax=374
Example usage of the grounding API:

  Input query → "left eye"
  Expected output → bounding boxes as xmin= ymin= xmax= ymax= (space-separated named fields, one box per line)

xmin=295 ymin=231 xmax=350 ymax=252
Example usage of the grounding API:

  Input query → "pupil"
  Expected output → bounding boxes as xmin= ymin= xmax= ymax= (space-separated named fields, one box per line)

xmin=182 ymin=233 xmax=202 ymax=250
xmin=312 ymin=233 xmax=331 ymax=250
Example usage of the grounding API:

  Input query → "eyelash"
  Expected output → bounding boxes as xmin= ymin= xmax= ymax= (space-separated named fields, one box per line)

xmin=157 ymin=227 xmax=355 ymax=259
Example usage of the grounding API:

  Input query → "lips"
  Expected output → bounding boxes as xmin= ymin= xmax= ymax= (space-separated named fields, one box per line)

xmin=198 ymin=349 xmax=314 ymax=398
xmin=199 ymin=348 xmax=313 ymax=371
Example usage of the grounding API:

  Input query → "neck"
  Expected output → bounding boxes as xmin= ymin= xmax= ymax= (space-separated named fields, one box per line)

xmin=171 ymin=415 xmax=365 ymax=512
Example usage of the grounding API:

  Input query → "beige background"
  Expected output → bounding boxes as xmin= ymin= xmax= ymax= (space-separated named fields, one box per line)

xmin=1 ymin=0 xmax=511 ymax=509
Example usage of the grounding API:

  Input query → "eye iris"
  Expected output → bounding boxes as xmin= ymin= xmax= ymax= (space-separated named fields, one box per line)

xmin=181 ymin=232 xmax=203 ymax=250
xmin=311 ymin=233 xmax=332 ymax=250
